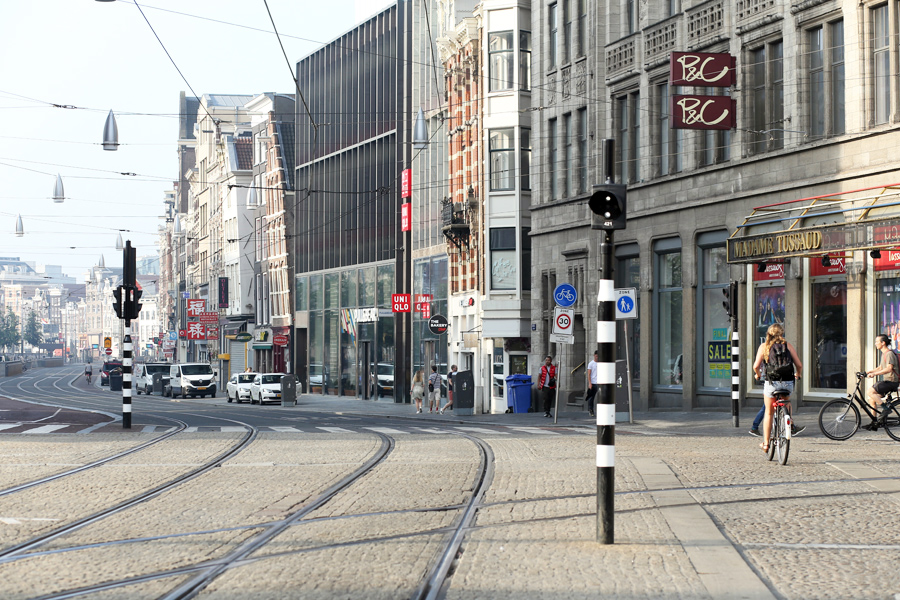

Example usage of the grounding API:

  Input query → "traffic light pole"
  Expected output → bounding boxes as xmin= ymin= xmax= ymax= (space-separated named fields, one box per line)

xmin=119 ymin=240 xmax=141 ymax=430
xmin=596 ymin=229 xmax=616 ymax=545
xmin=123 ymin=318 xmax=132 ymax=429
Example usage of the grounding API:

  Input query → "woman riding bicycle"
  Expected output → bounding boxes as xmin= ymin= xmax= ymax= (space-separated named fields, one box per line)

xmin=752 ymin=323 xmax=802 ymax=452
xmin=84 ymin=363 xmax=93 ymax=384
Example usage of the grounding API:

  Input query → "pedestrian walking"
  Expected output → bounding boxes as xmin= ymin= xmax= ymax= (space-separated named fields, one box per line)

xmin=411 ymin=370 xmax=426 ymax=414
xmin=585 ymin=351 xmax=600 ymax=417
xmin=538 ymin=355 xmax=557 ymax=418
xmin=440 ymin=364 xmax=458 ymax=414
xmin=427 ymin=366 xmax=442 ymax=413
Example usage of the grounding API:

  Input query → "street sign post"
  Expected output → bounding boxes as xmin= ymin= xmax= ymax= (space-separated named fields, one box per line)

xmin=554 ymin=283 xmax=577 ymax=307
xmin=105 ymin=347 xmax=112 ymax=356
xmin=614 ymin=288 xmax=637 ymax=319
xmin=550 ymin=307 xmax=575 ymax=344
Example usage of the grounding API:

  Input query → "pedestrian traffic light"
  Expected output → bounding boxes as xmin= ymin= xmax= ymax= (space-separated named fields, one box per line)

xmin=112 ymin=286 xmax=123 ymax=319
xmin=722 ymin=281 xmax=737 ymax=319
xmin=128 ymin=288 xmax=143 ymax=320
xmin=589 ymin=184 xmax=627 ymax=230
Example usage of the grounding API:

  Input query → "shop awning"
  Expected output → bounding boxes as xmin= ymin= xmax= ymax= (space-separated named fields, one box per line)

xmin=222 ymin=321 xmax=246 ymax=338
xmin=727 ymin=183 xmax=900 ymax=264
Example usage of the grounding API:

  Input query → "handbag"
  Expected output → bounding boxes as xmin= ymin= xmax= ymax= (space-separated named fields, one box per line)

xmin=428 ymin=383 xmax=434 ymax=393
xmin=548 ymin=377 xmax=557 ymax=388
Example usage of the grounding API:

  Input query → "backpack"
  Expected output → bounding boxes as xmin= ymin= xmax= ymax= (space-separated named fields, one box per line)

xmin=765 ymin=343 xmax=794 ymax=381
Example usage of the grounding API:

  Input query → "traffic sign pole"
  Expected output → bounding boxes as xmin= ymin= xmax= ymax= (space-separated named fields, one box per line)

xmin=597 ymin=230 xmax=616 ymax=545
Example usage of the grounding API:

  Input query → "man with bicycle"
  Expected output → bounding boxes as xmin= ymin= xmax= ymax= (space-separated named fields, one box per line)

xmin=865 ymin=334 xmax=899 ymax=414
xmin=84 ymin=362 xmax=93 ymax=384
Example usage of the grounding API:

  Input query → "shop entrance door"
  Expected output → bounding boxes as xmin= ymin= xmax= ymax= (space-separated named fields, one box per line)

xmin=358 ymin=341 xmax=372 ymax=399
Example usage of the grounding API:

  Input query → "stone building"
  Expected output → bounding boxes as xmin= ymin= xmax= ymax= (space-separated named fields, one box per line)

xmin=531 ymin=0 xmax=900 ymax=413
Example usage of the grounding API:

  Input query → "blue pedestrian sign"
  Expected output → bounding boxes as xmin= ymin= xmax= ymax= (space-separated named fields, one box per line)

xmin=615 ymin=288 xmax=637 ymax=319
xmin=554 ymin=283 xmax=577 ymax=307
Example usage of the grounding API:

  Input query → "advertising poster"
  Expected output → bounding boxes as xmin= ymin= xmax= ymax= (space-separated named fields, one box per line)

xmin=755 ymin=286 xmax=786 ymax=346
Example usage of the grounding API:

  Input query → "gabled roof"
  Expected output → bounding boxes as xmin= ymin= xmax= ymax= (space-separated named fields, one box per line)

xmin=234 ymin=137 xmax=253 ymax=171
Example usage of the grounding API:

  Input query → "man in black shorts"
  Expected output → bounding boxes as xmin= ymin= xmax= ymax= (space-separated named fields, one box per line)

xmin=866 ymin=334 xmax=899 ymax=412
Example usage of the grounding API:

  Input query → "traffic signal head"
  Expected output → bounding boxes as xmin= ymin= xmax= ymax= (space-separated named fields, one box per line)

xmin=589 ymin=184 xmax=627 ymax=230
xmin=722 ymin=281 xmax=737 ymax=319
xmin=112 ymin=286 xmax=123 ymax=319
xmin=128 ymin=288 xmax=143 ymax=320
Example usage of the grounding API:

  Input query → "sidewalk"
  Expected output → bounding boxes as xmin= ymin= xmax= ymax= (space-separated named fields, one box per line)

xmin=207 ymin=391 xmax=814 ymax=437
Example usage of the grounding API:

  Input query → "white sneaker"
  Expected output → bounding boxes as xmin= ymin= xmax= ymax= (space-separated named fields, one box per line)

xmin=417 ymin=409 xmax=422 ymax=414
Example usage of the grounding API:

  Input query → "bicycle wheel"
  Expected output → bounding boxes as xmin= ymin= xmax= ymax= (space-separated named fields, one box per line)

xmin=882 ymin=399 xmax=900 ymax=442
xmin=777 ymin=406 xmax=790 ymax=465
xmin=818 ymin=398 xmax=860 ymax=440
xmin=767 ymin=414 xmax=776 ymax=461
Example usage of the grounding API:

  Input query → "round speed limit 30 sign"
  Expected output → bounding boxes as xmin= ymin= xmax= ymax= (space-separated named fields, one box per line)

xmin=552 ymin=307 xmax=574 ymax=335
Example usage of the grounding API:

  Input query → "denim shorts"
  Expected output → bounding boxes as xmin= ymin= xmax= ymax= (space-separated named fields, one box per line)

xmin=763 ymin=380 xmax=794 ymax=397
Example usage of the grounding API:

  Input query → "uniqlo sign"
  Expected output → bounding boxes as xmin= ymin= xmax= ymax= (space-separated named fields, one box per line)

xmin=414 ymin=294 xmax=432 ymax=318
xmin=401 ymin=203 xmax=411 ymax=232
xmin=185 ymin=322 xmax=206 ymax=340
xmin=401 ymin=169 xmax=411 ymax=198
xmin=186 ymin=299 xmax=206 ymax=318
xmin=392 ymin=294 xmax=411 ymax=312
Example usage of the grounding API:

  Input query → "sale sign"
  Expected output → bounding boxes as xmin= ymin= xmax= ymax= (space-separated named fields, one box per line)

xmin=392 ymin=294 xmax=411 ymax=312
xmin=401 ymin=169 xmax=411 ymax=198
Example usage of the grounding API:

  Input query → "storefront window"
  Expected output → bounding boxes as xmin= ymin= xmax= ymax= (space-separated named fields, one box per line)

xmin=324 ymin=273 xmax=339 ymax=310
xmin=341 ymin=270 xmax=357 ymax=307
xmin=359 ymin=267 xmax=376 ymax=306
xmin=324 ymin=310 xmax=340 ymax=394
xmin=295 ymin=276 xmax=308 ymax=311
xmin=616 ymin=250 xmax=640 ymax=386
xmin=812 ymin=280 xmax=847 ymax=389
xmin=700 ymin=243 xmax=729 ymax=390
xmin=376 ymin=264 xmax=394 ymax=307
xmin=876 ymin=276 xmax=900 ymax=347
xmin=309 ymin=311 xmax=323 ymax=392
xmin=655 ymin=241 xmax=682 ymax=387
xmin=493 ymin=342 xmax=504 ymax=398
xmin=309 ymin=274 xmax=323 ymax=311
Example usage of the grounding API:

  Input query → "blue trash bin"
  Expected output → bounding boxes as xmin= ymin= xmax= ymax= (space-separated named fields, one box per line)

xmin=505 ymin=374 xmax=533 ymax=413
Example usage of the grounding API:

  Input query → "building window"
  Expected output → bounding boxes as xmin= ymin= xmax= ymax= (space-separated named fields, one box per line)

xmin=489 ymin=31 xmax=514 ymax=92
xmin=576 ymin=0 xmax=586 ymax=58
xmin=563 ymin=0 xmax=573 ymax=64
xmin=490 ymin=228 xmax=517 ymax=290
xmin=521 ymin=228 xmax=532 ymax=291
xmin=749 ymin=40 xmax=784 ymax=155
xmin=577 ymin=108 xmax=587 ymax=194
xmin=655 ymin=243 xmax=682 ymax=387
xmin=625 ymin=0 xmax=636 ymax=35
xmin=520 ymin=31 xmax=532 ymax=90
xmin=549 ymin=3 xmax=558 ymax=69
xmin=664 ymin=0 xmax=678 ymax=18
xmin=563 ymin=113 xmax=573 ymax=197
xmin=699 ymin=88 xmax=731 ymax=166
xmin=521 ymin=128 xmax=532 ymax=191
xmin=698 ymin=238 xmax=729 ymax=391
xmin=657 ymin=83 xmax=682 ymax=175
xmin=490 ymin=129 xmax=515 ymax=191
xmin=873 ymin=5 xmax=890 ymax=125
xmin=548 ymin=118 xmax=558 ymax=199
xmin=809 ymin=20 xmax=845 ymax=139
xmin=812 ymin=280 xmax=847 ymax=389
xmin=617 ymin=92 xmax=640 ymax=183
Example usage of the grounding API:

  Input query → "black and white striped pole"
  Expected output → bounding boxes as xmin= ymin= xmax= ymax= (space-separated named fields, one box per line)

xmin=724 ymin=281 xmax=739 ymax=427
xmin=116 ymin=241 xmax=143 ymax=430
xmin=589 ymin=139 xmax=626 ymax=544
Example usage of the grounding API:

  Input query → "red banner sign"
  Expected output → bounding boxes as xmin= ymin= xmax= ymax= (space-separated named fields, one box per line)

xmin=392 ymin=294 xmax=411 ymax=312
xmin=186 ymin=299 xmax=206 ymax=318
xmin=872 ymin=225 xmax=900 ymax=271
xmin=197 ymin=312 xmax=219 ymax=323
xmin=670 ymin=52 xmax=736 ymax=87
xmin=401 ymin=169 xmax=411 ymax=198
xmin=809 ymin=255 xmax=846 ymax=277
xmin=273 ymin=334 xmax=289 ymax=347
xmin=401 ymin=203 xmax=411 ymax=232
xmin=206 ymin=327 xmax=219 ymax=340
xmin=753 ymin=262 xmax=786 ymax=282
xmin=184 ymin=322 xmax=206 ymax=340
xmin=670 ymin=95 xmax=735 ymax=130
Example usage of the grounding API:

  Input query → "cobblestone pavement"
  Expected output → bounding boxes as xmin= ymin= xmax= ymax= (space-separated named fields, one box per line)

xmin=1 ymin=395 xmax=899 ymax=599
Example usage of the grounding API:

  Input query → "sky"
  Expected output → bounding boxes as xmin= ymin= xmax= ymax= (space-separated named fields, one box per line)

xmin=0 ymin=0 xmax=392 ymax=281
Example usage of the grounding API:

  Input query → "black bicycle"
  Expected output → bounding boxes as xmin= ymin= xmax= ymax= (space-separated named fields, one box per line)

xmin=818 ymin=372 xmax=900 ymax=441
xmin=766 ymin=389 xmax=792 ymax=465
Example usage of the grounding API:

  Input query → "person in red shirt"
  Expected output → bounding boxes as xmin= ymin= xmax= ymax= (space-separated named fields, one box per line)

xmin=538 ymin=355 xmax=557 ymax=418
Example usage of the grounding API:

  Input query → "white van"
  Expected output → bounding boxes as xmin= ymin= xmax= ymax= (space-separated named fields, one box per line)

xmin=134 ymin=362 xmax=170 ymax=395
xmin=166 ymin=363 xmax=216 ymax=398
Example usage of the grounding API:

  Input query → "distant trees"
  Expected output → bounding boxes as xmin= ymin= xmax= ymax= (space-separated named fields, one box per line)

xmin=0 ymin=309 xmax=21 ymax=352
xmin=24 ymin=310 xmax=43 ymax=349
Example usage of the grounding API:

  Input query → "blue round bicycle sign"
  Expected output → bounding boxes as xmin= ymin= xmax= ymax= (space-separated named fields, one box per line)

xmin=554 ymin=283 xmax=577 ymax=307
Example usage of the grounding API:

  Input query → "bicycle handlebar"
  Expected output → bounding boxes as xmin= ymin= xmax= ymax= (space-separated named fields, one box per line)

xmin=856 ymin=371 xmax=866 ymax=379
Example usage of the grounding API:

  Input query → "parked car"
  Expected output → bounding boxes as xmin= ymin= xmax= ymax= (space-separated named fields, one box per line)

xmin=134 ymin=362 xmax=170 ymax=395
xmin=372 ymin=362 xmax=394 ymax=397
xmin=309 ymin=363 xmax=331 ymax=391
xmin=165 ymin=363 xmax=216 ymax=398
xmin=100 ymin=360 xmax=122 ymax=386
xmin=250 ymin=373 xmax=284 ymax=404
xmin=227 ymin=372 xmax=258 ymax=403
